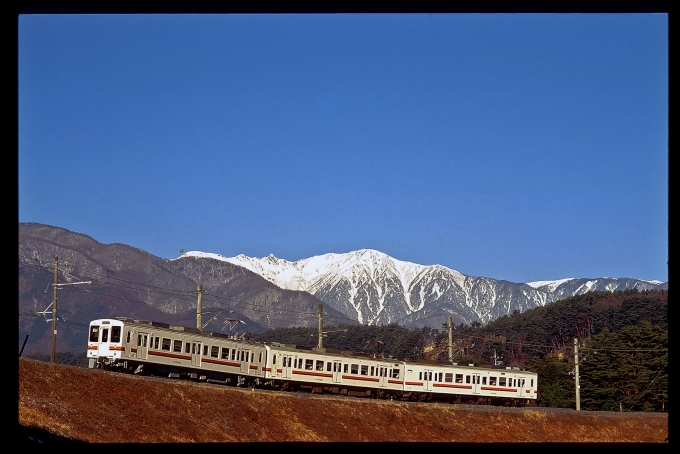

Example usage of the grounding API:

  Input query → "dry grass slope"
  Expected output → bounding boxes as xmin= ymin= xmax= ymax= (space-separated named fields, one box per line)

xmin=18 ymin=358 xmax=668 ymax=443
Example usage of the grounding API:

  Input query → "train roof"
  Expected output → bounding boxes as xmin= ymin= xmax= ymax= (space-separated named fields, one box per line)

xmin=264 ymin=343 xmax=403 ymax=362
xmin=113 ymin=317 xmax=258 ymax=344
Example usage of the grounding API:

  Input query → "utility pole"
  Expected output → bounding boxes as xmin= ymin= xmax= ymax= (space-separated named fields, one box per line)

xmin=448 ymin=316 xmax=453 ymax=361
xmin=574 ymin=338 xmax=581 ymax=411
xmin=51 ymin=256 xmax=58 ymax=363
xmin=317 ymin=304 xmax=323 ymax=349
xmin=196 ymin=285 xmax=202 ymax=330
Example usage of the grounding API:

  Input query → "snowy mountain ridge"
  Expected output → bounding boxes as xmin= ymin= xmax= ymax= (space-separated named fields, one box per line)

xmin=179 ymin=249 xmax=667 ymax=327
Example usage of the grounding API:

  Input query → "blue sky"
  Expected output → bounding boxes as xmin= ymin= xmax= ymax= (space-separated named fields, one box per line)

xmin=18 ymin=14 xmax=668 ymax=284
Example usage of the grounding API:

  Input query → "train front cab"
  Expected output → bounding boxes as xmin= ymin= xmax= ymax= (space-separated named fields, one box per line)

xmin=87 ymin=319 xmax=126 ymax=368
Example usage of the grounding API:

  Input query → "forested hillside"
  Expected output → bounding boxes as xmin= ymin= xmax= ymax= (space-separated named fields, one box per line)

xmin=253 ymin=290 xmax=668 ymax=412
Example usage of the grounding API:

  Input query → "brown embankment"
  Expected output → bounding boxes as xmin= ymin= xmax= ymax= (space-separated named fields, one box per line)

xmin=18 ymin=358 xmax=668 ymax=443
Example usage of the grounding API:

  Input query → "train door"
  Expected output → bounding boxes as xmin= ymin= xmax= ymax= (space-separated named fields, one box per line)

xmin=332 ymin=360 xmax=342 ymax=383
xmin=378 ymin=365 xmax=388 ymax=388
xmin=136 ymin=331 xmax=149 ymax=360
xmin=251 ymin=349 xmax=264 ymax=375
xmin=240 ymin=349 xmax=250 ymax=373
xmin=124 ymin=328 xmax=132 ymax=356
xmin=423 ymin=369 xmax=433 ymax=391
xmin=281 ymin=354 xmax=293 ymax=379
xmin=191 ymin=341 xmax=202 ymax=367
xmin=472 ymin=373 xmax=481 ymax=394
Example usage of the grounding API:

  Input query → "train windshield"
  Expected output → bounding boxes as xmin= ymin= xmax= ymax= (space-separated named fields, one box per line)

xmin=89 ymin=323 xmax=122 ymax=343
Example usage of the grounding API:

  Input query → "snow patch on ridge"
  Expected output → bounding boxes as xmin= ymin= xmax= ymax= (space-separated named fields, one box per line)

xmin=526 ymin=278 xmax=574 ymax=291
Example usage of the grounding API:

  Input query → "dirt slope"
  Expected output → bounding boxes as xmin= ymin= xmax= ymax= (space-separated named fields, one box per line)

xmin=18 ymin=358 xmax=668 ymax=443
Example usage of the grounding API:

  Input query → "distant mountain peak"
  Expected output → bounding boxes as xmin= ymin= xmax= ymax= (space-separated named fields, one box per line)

xmin=175 ymin=247 xmax=667 ymax=327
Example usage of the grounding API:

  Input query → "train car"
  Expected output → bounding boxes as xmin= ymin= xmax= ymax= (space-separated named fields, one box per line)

xmin=402 ymin=361 xmax=537 ymax=405
xmin=88 ymin=317 xmax=267 ymax=385
xmin=87 ymin=317 xmax=537 ymax=406
xmin=264 ymin=343 xmax=405 ymax=398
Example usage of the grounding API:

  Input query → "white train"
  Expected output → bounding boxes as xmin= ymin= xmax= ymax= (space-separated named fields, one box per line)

xmin=87 ymin=317 xmax=537 ymax=406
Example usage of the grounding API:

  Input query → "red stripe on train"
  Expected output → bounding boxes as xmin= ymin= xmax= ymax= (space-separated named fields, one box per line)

xmin=342 ymin=375 xmax=379 ymax=382
xmin=149 ymin=351 xmax=191 ymax=361
xmin=433 ymin=383 xmax=472 ymax=389
xmin=294 ymin=370 xmax=333 ymax=378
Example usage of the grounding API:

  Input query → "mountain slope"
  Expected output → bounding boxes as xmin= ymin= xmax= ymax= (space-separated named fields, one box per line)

xmin=18 ymin=223 xmax=347 ymax=355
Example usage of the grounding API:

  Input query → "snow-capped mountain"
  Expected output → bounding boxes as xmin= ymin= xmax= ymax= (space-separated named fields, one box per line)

xmin=182 ymin=249 xmax=667 ymax=327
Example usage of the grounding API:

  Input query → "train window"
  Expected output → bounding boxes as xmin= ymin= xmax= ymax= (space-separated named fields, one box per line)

xmin=482 ymin=377 xmax=487 ymax=385
xmin=464 ymin=375 xmax=470 ymax=384
xmin=127 ymin=331 xmax=131 ymax=344
xmin=351 ymin=364 xmax=358 ymax=374
xmin=89 ymin=326 xmax=99 ymax=342
xmin=305 ymin=359 xmax=314 ymax=370
xmin=272 ymin=355 xmax=277 ymax=365
xmin=203 ymin=346 xmax=208 ymax=356
xmin=530 ymin=379 xmax=534 ymax=388
xmin=231 ymin=349 xmax=236 ymax=361
xmin=153 ymin=337 xmax=159 ymax=349
xmin=445 ymin=373 xmax=453 ymax=383
xmin=521 ymin=379 xmax=525 ymax=387
xmin=102 ymin=329 xmax=109 ymax=343
xmin=185 ymin=343 xmax=191 ymax=354
xmin=251 ymin=353 xmax=254 ymax=362
xmin=455 ymin=374 xmax=463 ymax=383
xmin=162 ymin=338 xmax=171 ymax=351
xmin=361 ymin=365 xmax=368 ymax=376
xmin=287 ymin=357 xmax=292 ymax=367
xmin=111 ymin=326 xmax=121 ymax=343
xmin=344 ymin=364 xmax=348 ymax=373
xmin=499 ymin=377 xmax=506 ymax=386
xmin=174 ymin=340 xmax=182 ymax=353
xmin=211 ymin=346 xmax=219 ymax=358
xmin=428 ymin=372 xmax=432 ymax=381
xmin=419 ymin=372 xmax=422 ymax=380
xmin=221 ymin=347 xmax=229 ymax=360
xmin=392 ymin=369 xmax=399 ymax=379
xmin=259 ymin=352 xmax=262 ymax=363
xmin=326 ymin=362 xmax=332 ymax=372
xmin=490 ymin=376 xmax=497 ymax=386
xmin=316 ymin=360 xmax=324 ymax=371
